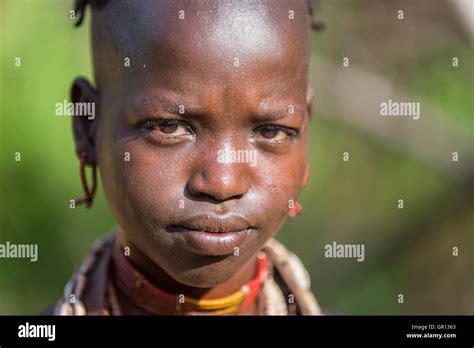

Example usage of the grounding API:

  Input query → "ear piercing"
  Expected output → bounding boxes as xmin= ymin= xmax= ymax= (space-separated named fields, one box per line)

xmin=76 ymin=150 xmax=97 ymax=208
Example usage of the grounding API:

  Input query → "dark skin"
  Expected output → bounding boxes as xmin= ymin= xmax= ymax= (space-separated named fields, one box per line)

xmin=72 ymin=0 xmax=312 ymax=315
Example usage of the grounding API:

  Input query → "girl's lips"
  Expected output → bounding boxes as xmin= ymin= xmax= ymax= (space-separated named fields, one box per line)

xmin=169 ymin=213 xmax=256 ymax=256
xmin=176 ymin=227 xmax=253 ymax=256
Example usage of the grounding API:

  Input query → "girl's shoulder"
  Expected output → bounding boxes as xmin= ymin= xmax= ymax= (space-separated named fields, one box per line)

xmin=260 ymin=238 xmax=322 ymax=315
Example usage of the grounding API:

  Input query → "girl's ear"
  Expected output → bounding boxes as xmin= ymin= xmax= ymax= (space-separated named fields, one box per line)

xmin=71 ymin=77 xmax=100 ymax=164
xmin=306 ymin=88 xmax=314 ymax=120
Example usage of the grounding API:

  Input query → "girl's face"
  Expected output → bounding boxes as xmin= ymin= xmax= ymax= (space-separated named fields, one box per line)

xmin=75 ymin=1 xmax=311 ymax=288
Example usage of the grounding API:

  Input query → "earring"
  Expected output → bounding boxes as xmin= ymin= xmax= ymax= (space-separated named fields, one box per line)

xmin=288 ymin=166 xmax=310 ymax=218
xmin=288 ymin=201 xmax=303 ymax=218
xmin=76 ymin=150 xmax=97 ymax=208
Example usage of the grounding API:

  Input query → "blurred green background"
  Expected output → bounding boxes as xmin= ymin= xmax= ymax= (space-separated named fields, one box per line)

xmin=0 ymin=0 xmax=472 ymax=314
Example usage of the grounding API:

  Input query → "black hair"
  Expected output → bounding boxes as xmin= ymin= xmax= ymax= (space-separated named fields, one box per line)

xmin=73 ymin=0 xmax=324 ymax=30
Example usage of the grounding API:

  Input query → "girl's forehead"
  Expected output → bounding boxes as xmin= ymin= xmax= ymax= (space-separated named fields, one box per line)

xmin=91 ymin=1 xmax=311 ymax=108
xmin=92 ymin=0 xmax=310 ymax=70
xmin=122 ymin=40 xmax=308 ymax=113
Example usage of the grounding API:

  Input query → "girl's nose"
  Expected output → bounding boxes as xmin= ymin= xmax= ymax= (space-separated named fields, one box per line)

xmin=186 ymin=143 xmax=253 ymax=202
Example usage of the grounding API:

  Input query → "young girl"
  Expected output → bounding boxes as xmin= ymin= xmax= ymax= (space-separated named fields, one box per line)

xmin=49 ymin=0 xmax=323 ymax=316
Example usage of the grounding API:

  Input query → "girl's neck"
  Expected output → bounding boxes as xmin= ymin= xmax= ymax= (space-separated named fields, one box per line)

xmin=115 ymin=232 xmax=261 ymax=315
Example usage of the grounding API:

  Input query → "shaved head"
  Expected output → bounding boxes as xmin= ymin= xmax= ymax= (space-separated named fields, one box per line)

xmin=89 ymin=0 xmax=312 ymax=91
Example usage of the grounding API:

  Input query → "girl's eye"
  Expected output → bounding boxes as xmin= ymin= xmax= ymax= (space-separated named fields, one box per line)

xmin=142 ymin=119 xmax=192 ymax=137
xmin=255 ymin=125 xmax=297 ymax=142
xmin=157 ymin=120 xmax=188 ymax=135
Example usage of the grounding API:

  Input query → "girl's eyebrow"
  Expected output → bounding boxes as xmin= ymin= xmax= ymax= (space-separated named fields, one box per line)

xmin=251 ymin=101 xmax=307 ymax=123
xmin=132 ymin=96 xmax=305 ymax=122
xmin=131 ymin=96 xmax=203 ymax=116
xmin=251 ymin=110 xmax=303 ymax=123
